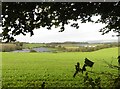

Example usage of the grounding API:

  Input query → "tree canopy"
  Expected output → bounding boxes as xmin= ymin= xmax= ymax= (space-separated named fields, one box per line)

xmin=1 ymin=2 xmax=120 ymax=42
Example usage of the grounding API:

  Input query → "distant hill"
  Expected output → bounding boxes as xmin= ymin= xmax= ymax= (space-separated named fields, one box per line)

xmin=87 ymin=40 xmax=118 ymax=43
xmin=49 ymin=41 xmax=89 ymax=44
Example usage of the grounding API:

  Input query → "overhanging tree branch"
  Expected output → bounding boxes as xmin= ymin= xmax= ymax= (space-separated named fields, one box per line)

xmin=1 ymin=2 xmax=120 ymax=42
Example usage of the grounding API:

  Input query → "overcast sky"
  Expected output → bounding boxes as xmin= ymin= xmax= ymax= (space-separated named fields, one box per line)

xmin=1 ymin=16 xmax=118 ymax=43
xmin=14 ymin=21 xmax=118 ymax=43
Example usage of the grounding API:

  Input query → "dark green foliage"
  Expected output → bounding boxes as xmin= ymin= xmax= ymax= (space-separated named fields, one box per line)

xmin=85 ymin=58 xmax=94 ymax=67
xmin=1 ymin=2 xmax=120 ymax=42
xmin=73 ymin=62 xmax=82 ymax=77
xmin=41 ymin=82 xmax=45 ymax=89
xmin=118 ymin=56 xmax=120 ymax=64
xmin=113 ymin=76 xmax=120 ymax=89
xmin=73 ymin=58 xmax=94 ymax=77
xmin=82 ymin=64 xmax=87 ymax=74
xmin=84 ymin=72 xmax=101 ymax=89
xmin=30 ymin=49 xmax=37 ymax=52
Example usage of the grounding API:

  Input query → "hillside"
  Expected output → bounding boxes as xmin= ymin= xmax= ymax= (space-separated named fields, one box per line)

xmin=2 ymin=47 xmax=118 ymax=88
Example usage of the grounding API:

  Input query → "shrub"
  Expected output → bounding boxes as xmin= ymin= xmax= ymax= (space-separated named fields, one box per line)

xmin=1 ymin=43 xmax=23 ymax=52
xmin=30 ymin=49 xmax=37 ymax=52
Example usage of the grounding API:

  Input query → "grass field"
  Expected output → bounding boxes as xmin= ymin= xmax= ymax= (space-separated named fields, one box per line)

xmin=2 ymin=47 xmax=118 ymax=88
xmin=23 ymin=43 xmax=46 ymax=49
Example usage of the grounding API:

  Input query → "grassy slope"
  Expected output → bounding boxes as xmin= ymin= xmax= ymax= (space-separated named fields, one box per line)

xmin=2 ymin=47 xmax=118 ymax=87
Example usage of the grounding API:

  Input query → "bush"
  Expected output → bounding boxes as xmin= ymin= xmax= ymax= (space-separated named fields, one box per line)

xmin=1 ymin=43 xmax=24 ymax=52
xmin=84 ymin=72 xmax=101 ymax=88
xmin=30 ymin=49 xmax=37 ymax=52
xmin=2 ymin=44 xmax=16 ymax=52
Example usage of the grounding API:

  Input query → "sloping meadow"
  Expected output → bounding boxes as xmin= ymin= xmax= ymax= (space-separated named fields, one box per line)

xmin=2 ymin=47 xmax=118 ymax=88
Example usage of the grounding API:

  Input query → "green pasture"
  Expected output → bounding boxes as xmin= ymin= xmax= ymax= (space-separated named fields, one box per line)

xmin=23 ymin=43 xmax=46 ymax=49
xmin=2 ymin=47 xmax=118 ymax=88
